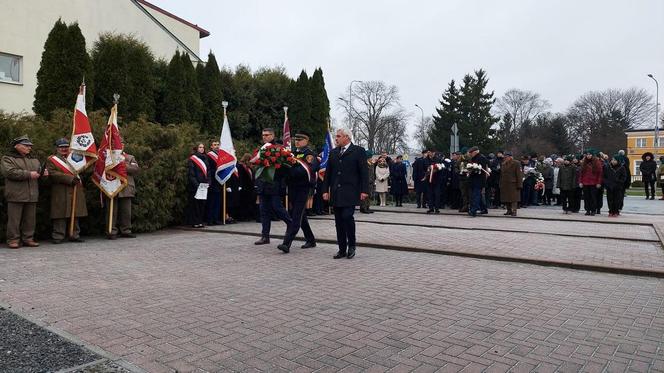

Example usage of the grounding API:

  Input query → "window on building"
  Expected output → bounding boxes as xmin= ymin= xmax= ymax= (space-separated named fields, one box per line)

xmin=0 ymin=53 xmax=21 ymax=83
xmin=635 ymin=160 xmax=642 ymax=175
xmin=636 ymin=138 xmax=647 ymax=148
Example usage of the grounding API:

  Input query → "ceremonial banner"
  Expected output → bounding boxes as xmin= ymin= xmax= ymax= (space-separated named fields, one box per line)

xmin=282 ymin=110 xmax=291 ymax=151
xmin=215 ymin=113 xmax=237 ymax=184
xmin=68 ymin=84 xmax=97 ymax=173
xmin=92 ymin=103 xmax=127 ymax=198
xmin=318 ymin=131 xmax=334 ymax=179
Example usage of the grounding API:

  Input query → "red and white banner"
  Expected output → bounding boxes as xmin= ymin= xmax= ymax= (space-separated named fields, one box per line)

xmin=48 ymin=155 xmax=74 ymax=176
xmin=67 ymin=84 xmax=97 ymax=173
xmin=282 ymin=112 xmax=291 ymax=151
xmin=190 ymin=154 xmax=207 ymax=178
xmin=92 ymin=103 xmax=127 ymax=198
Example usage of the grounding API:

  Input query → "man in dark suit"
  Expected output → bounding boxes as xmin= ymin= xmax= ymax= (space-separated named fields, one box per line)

xmin=322 ymin=129 xmax=369 ymax=259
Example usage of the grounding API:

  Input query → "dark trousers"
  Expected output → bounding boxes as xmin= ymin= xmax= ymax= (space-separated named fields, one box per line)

xmin=283 ymin=188 xmax=315 ymax=247
xmin=521 ymin=183 xmax=532 ymax=206
xmin=416 ymin=183 xmax=427 ymax=207
xmin=606 ymin=188 xmax=624 ymax=214
xmin=185 ymin=193 xmax=206 ymax=226
xmin=572 ymin=187 xmax=583 ymax=212
xmin=206 ymin=188 xmax=221 ymax=224
xmin=427 ymin=183 xmax=441 ymax=210
xmin=595 ymin=187 xmax=604 ymax=213
xmin=469 ymin=184 xmax=486 ymax=215
xmin=544 ymin=189 xmax=553 ymax=205
xmin=333 ymin=206 xmax=356 ymax=253
xmin=582 ymin=186 xmax=598 ymax=213
xmin=104 ymin=196 xmax=132 ymax=235
xmin=560 ymin=190 xmax=572 ymax=211
xmin=259 ymin=194 xmax=292 ymax=237
xmin=6 ymin=202 xmax=36 ymax=243
xmin=645 ymin=179 xmax=655 ymax=198
xmin=448 ymin=188 xmax=461 ymax=209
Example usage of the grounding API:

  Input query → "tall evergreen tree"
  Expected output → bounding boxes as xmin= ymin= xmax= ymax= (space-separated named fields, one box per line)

xmin=287 ymin=70 xmax=312 ymax=140
xmin=309 ymin=68 xmax=331 ymax=148
xmin=91 ymin=33 xmax=155 ymax=120
xmin=253 ymin=66 xmax=292 ymax=141
xmin=198 ymin=52 xmax=223 ymax=134
xmin=180 ymin=53 xmax=202 ymax=124
xmin=160 ymin=51 xmax=188 ymax=124
xmin=227 ymin=65 xmax=257 ymax=139
xmin=458 ymin=69 xmax=499 ymax=152
xmin=34 ymin=19 xmax=91 ymax=118
xmin=427 ymin=79 xmax=461 ymax=152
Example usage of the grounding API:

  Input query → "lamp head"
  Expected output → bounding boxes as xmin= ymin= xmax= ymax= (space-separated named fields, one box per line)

xmin=648 ymin=74 xmax=654 ymax=78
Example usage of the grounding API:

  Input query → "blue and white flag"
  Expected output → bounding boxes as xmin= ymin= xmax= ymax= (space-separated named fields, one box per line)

xmin=318 ymin=131 xmax=334 ymax=179
xmin=215 ymin=113 xmax=237 ymax=185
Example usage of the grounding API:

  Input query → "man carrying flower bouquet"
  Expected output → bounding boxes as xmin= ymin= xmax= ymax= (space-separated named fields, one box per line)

xmin=278 ymin=131 xmax=318 ymax=253
xmin=254 ymin=128 xmax=292 ymax=245
xmin=467 ymin=146 xmax=489 ymax=217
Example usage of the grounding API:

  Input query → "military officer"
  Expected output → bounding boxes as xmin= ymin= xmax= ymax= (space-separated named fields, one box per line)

xmin=46 ymin=138 xmax=87 ymax=244
xmin=278 ymin=131 xmax=317 ymax=253
xmin=1 ymin=135 xmax=48 ymax=248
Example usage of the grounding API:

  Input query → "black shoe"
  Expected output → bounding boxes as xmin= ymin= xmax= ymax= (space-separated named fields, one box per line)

xmin=277 ymin=244 xmax=290 ymax=253
xmin=366 ymin=210 xmax=374 ymax=214
xmin=120 ymin=233 xmax=136 ymax=238
xmin=434 ymin=209 xmax=440 ymax=214
xmin=503 ymin=210 xmax=512 ymax=216
xmin=426 ymin=210 xmax=434 ymax=214
xmin=333 ymin=251 xmax=346 ymax=259
xmin=69 ymin=237 xmax=85 ymax=243
xmin=590 ymin=212 xmax=596 ymax=216
xmin=50 ymin=239 xmax=63 ymax=244
xmin=106 ymin=235 xmax=118 ymax=240
xmin=360 ymin=209 xmax=369 ymax=214
xmin=480 ymin=210 xmax=488 ymax=215
xmin=254 ymin=237 xmax=270 ymax=245
xmin=416 ymin=205 xmax=421 ymax=208
xmin=300 ymin=241 xmax=316 ymax=249
xmin=347 ymin=247 xmax=356 ymax=259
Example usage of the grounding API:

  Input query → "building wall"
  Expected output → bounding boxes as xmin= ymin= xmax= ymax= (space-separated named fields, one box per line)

xmin=625 ymin=131 xmax=662 ymax=176
xmin=0 ymin=0 xmax=203 ymax=114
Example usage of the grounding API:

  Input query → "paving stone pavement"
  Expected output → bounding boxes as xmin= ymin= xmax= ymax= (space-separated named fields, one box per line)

xmin=214 ymin=216 xmax=664 ymax=274
xmin=1 ymin=229 xmax=664 ymax=373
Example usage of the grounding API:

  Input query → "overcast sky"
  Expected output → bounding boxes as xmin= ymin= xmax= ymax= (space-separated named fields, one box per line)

xmin=151 ymin=0 xmax=663 ymax=143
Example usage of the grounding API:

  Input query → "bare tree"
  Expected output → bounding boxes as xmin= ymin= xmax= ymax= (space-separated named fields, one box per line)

xmin=567 ymin=87 xmax=653 ymax=150
xmin=496 ymin=88 xmax=551 ymax=131
xmin=338 ymin=81 xmax=406 ymax=152
xmin=414 ymin=116 xmax=433 ymax=151
xmin=373 ymin=111 xmax=410 ymax=154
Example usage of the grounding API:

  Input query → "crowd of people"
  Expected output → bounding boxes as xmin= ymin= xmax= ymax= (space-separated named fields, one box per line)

xmin=1 ymin=136 xmax=139 ymax=249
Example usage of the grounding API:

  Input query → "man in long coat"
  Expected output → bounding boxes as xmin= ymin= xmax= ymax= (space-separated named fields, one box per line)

xmin=322 ymin=129 xmax=369 ymax=260
xmin=46 ymin=138 xmax=87 ymax=243
xmin=106 ymin=151 xmax=140 ymax=239
xmin=1 ymin=136 xmax=47 ymax=248
xmin=499 ymin=151 xmax=523 ymax=216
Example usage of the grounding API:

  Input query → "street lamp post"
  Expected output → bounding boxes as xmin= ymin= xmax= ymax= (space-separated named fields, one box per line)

xmin=414 ymin=104 xmax=424 ymax=125
xmin=349 ymin=80 xmax=362 ymax=141
xmin=648 ymin=74 xmax=659 ymax=160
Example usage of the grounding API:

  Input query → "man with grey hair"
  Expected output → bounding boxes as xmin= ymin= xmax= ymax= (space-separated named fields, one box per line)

xmin=322 ymin=129 xmax=368 ymax=259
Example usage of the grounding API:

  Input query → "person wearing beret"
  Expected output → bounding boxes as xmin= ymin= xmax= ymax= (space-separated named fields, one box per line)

xmin=278 ymin=131 xmax=317 ymax=253
xmin=46 ymin=138 xmax=87 ymax=243
xmin=1 ymin=136 xmax=48 ymax=249
xmin=322 ymin=128 xmax=369 ymax=259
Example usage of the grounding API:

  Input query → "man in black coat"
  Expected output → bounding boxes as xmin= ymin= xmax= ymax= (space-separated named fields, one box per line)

xmin=412 ymin=150 xmax=429 ymax=208
xmin=322 ymin=129 xmax=369 ymax=259
xmin=468 ymin=146 xmax=489 ymax=217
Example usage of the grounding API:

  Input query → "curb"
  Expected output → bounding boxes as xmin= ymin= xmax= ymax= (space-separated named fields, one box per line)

xmin=0 ymin=302 xmax=146 ymax=373
xmin=182 ymin=228 xmax=664 ymax=279
xmin=308 ymin=216 xmax=660 ymax=244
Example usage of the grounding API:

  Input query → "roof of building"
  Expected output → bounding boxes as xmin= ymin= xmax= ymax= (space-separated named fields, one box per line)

xmin=625 ymin=127 xmax=664 ymax=134
xmin=137 ymin=0 xmax=210 ymax=38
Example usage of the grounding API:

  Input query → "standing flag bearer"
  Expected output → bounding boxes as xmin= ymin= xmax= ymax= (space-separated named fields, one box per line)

xmin=92 ymin=94 xmax=129 ymax=236
xmin=215 ymin=101 xmax=237 ymax=225
xmin=282 ymin=106 xmax=291 ymax=151
xmin=66 ymin=82 xmax=97 ymax=238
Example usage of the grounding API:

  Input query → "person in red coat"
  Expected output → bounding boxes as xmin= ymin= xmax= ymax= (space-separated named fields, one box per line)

xmin=578 ymin=150 xmax=603 ymax=216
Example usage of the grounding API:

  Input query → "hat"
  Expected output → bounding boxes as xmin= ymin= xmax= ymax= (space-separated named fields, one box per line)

xmin=11 ymin=135 xmax=33 ymax=146
xmin=468 ymin=146 xmax=479 ymax=153
xmin=54 ymin=138 xmax=70 ymax=147
xmin=642 ymin=152 xmax=654 ymax=161
xmin=293 ymin=131 xmax=310 ymax=140
xmin=504 ymin=151 xmax=513 ymax=157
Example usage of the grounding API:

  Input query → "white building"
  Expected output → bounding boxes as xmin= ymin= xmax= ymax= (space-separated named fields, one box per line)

xmin=0 ymin=0 xmax=209 ymax=114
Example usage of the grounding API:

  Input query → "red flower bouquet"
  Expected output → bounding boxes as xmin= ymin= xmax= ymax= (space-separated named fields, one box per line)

xmin=252 ymin=144 xmax=296 ymax=181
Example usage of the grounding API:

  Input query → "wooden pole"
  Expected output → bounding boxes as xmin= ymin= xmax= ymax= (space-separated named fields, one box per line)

xmin=222 ymin=184 xmax=227 ymax=225
xmin=107 ymin=197 xmax=114 ymax=235
xmin=69 ymin=184 xmax=77 ymax=237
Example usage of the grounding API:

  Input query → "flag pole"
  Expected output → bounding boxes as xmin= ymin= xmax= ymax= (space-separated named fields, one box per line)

xmin=222 ymin=101 xmax=228 ymax=225
xmin=108 ymin=197 xmax=114 ymax=234
xmin=68 ymin=81 xmax=85 ymax=238
xmin=283 ymin=106 xmax=289 ymax=210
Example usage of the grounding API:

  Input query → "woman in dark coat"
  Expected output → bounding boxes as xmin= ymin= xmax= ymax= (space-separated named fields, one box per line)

xmin=389 ymin=155 xmax=409 ymax=207
xmin=185 ymin=143 xmax=210 ymax=228
xmin=236 ymin=153 xmax=257 ymax=221
xmin=640 ymin=152 xmax=657 ymax=200
xmin=603 ymin=156 xmax=626 ymax=217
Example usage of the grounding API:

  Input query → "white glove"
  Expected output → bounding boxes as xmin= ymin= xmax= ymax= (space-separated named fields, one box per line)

xmin=436 ymin=163 xmax=445 ymax=170
xmin=238 ymin=187 xmax=242 ymax=191
xmin=226 ymin=187 xmax=232 ymax=192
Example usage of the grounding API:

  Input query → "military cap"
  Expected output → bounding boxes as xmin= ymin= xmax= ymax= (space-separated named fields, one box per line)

xmin=55 ymin=138 xmax=70 ymax=147
xmin=293 ymin=131 xmax=311 ymax=140
xmin=11 ymin=135 xmax=33 ymax=146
